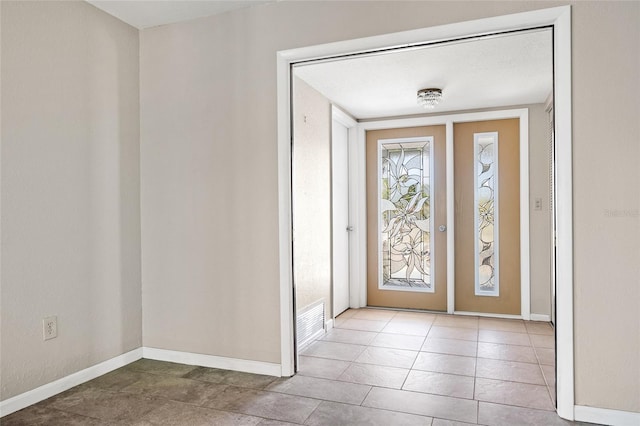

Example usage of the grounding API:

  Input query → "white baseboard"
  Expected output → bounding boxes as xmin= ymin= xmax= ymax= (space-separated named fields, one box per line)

xmin=0 ymin=348 xmax=142 ymax=418
xmin=142 ymin=347 xmax=282 ymax=377
xmin=325 ymin=318 xmax=334 ymax=331
xmin=575 ymin=405 xmax=640 ymax=426
xmin=530 ymin=314 xmax=551 ymax=322
xmin=454 ymin=311 xmax=522 ymax=320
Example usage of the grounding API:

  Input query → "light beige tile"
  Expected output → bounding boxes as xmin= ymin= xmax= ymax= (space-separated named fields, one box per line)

xmin=363 ymin=387 xmax=478 ymax=424
xmin=338 ymin=363 xmax=409 ymax=389
xmin=297 ymin=356 xmax=351 ymax=380
xmin=305 ymin=401 xmax=432 ymax=426
xmin=525 ymin=321 xmax=554 ymax=335
xmin=476 ymin=358 xmax=545 ymax=385
xmin=535 ymin=347 xmax=555 ymax=365
xmin=428 ymin=326 xmax=478 ymax=341
xmin=530 ymin=333 xmax=555 ymax=349
xmin=321 ymin=328 xmax=378 ymax=345
xmin=266 ymin=375 xmax=370 ymax=405
xmin=336 ymin=318 xmax=388 ymax=332
xmin=478 ymin=402 xmax=571 ymax=426
xmin=432 ymin=419 xmax=478 ymax=426
xmin=393 ymin=311 xmax=436 ymax=323
xmin=541 ymin=364 xmax=555 ymax=388
xmin=433 ymin=315 xmax=479 ymax=329
xmin=474 ymin=378 xmax=555 ymax=411
xmin=370 ymin=332 xmax=426 ymax=351
xmin=477 ymin=342 xmax=538 ymax=363
xmin=257 ymin=420 xmax=299 ymax=426
xmin=355 ymin=346 xmax=418 ymax=368
xmin=336 ymin=309 xmax=357 ymax=319
xmin=334 ymin=318 xmax=347 ymax=328
xmin=403 ymin=370 xmax=475 ymax=399
xmin=479 ymin=318 xmax=527 ymax=333
xmin=300 ymin=341 xmax=366 ymax=361
xmin=412 ymin=352 xmax=476 ymax=377
xmin=352 ymin=308 xmax=397 ymax=321
xmin=382 ymin=320 xmax=431 ymax=336
xmin=478 ymin=330 xmax=531 ymax=346
xmin=421 ymin=337 xmax=478 ymax=357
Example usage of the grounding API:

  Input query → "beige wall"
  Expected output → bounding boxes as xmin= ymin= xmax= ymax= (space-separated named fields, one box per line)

xmin=1 ymin=1 xmax=141 ymax=401
xmin=572 ymin=2 xmax=640 ymax=412
xmin=140 ymin=1 xmax=639 ymax=412
xmin=528 ymin=104 xmax=552 ymax=317
xmin=292 ymin=78 xmax=332 ymax=320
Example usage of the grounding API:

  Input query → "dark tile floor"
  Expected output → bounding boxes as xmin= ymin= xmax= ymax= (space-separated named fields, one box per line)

xmin=2 ymin=309 xmax=595 ymax=425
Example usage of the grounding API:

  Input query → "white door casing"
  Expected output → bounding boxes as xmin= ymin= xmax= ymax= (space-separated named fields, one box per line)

xmin=277 ymin=5 xmax=573 ymax=419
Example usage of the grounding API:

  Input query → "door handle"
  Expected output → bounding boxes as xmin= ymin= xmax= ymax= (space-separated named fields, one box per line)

xmin=346 ymin=226 xmax=354 ymax=232
xmin=439 ymin=225 xmax=447 ymax=232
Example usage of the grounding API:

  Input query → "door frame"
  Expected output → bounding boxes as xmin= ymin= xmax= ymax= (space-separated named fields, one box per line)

xmin=331 ymin=106 xmax=359 ymax=317
xmin=276 ymin=5 xmax=573 ymax=420
xmin=357 ymin=109 xmax=530 ymax=319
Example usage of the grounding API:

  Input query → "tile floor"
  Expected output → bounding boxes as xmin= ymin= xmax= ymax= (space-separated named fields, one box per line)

xmin=3 ymin=309 xmax=594 ymax=425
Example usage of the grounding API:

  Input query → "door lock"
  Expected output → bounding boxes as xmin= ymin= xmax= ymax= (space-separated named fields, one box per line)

xmin=346 ymin=226 xmax=354 ymax=232
xmin=438 ymin=225 xmax=447 ymax=232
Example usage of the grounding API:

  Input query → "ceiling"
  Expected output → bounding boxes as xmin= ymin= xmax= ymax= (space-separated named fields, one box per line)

xmin=294 ymin=29 xmax=553 ymax=120
xmin=86 ymin=0 xmax=275 ymax=29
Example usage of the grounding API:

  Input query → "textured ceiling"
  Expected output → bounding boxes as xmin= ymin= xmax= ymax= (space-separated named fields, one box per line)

xmin=86 ymin=0 xmax=274 ymax=29
xmin=294 ymin=29 xmax=553 ymax=119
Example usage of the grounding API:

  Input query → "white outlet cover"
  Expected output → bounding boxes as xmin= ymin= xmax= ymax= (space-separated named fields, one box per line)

xmin=43 ymin=316 xmax=58 ymax=340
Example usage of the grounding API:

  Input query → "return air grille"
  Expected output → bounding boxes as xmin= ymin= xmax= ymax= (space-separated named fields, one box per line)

xmin=296 ymin=300 xmax=325 ymax=351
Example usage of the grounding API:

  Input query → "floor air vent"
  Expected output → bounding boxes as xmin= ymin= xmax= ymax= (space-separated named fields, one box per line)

xmin=297 ymin=300 xmax=325 ymax=351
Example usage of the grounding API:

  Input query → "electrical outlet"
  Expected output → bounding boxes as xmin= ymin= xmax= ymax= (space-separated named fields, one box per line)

xmin=43 ymin=316 xmax=57 ymax=340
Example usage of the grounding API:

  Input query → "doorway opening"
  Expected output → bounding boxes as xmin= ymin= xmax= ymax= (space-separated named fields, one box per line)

xmin=278 ymin=5 xmax=573 ymax=420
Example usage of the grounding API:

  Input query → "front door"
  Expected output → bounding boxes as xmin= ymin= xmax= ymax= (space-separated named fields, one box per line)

xmin=454 ymin=118 xmax=521 ymax=315
xmin=366 ymin=126 xmax=447 ymax=311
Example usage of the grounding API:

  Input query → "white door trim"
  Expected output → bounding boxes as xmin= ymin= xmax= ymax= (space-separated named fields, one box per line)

xmin=276 ymin=5 xmax=573 ymax=418
xmin=357 ymin=108 xmax=530 ymax=320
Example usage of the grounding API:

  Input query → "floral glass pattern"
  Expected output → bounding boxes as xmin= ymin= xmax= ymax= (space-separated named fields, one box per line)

xmin=379 ymin=138 xmax=434 ymax=292
xmin=474 ymin=133 xmax=499 ymax=296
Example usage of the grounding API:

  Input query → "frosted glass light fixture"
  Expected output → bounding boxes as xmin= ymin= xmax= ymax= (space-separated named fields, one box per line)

xmin=417 ymin=88 xmax=443 ymax=109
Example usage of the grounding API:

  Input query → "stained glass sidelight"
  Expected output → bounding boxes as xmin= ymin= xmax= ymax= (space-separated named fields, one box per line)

xmin=474 ymin=132 xmax=499 ymax=296
xmin=379 ymin=137 xmax=434 ymax=293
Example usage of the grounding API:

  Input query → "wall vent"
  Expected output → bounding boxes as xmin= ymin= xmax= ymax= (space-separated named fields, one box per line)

xmin=296 ymin=300 xmax=325 ymax=351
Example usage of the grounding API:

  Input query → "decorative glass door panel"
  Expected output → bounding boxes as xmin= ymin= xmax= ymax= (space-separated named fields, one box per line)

xmin=474 ymin=132 xmax=499 ymax=297
xmin=366 ymin=126 xmax=447 ymax=311
xmin=379 ymin=137 xmax=434 ymax=293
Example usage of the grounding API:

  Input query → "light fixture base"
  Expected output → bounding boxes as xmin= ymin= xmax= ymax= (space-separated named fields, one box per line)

xmin=417 ymin=88 xmax=443 ymax=109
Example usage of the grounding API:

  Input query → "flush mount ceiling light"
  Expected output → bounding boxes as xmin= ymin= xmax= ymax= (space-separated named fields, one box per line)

xmin=417 ymin=88 xmax=443 ymax=109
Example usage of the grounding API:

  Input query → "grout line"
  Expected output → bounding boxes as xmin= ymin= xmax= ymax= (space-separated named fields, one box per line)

xmin=360 ymin=386 xmax=374 ymax=407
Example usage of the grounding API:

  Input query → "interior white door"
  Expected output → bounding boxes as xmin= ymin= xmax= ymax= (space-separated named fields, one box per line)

xmin=332 ymin=119 xmax=350 ymax=316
